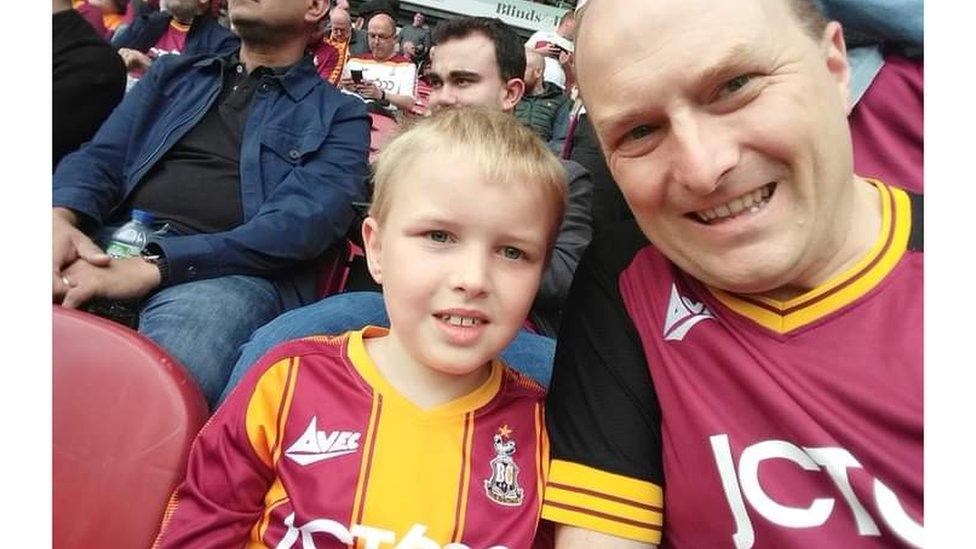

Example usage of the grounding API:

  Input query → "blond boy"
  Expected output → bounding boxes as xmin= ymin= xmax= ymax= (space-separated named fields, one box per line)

xmin=155 ymin=106 xmax=566 ymax=548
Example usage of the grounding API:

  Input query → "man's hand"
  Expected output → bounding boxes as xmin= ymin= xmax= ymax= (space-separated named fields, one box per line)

xmin=60 ymin=256 xmax=162 ymax=310
xmin=559 ymin=50 xmax=574 ymax=68
xmin=339 ymin=75 xmax=356 ymax=91
xmin=118 ymin=48 xmax=153 ymax=73
xmin=53 ymin=207 xmax=110 ymax=302
xmin=531 ymin=43 xmax=561 ymax=59
xmin=355 ymin=80 xmax=384 ymax=101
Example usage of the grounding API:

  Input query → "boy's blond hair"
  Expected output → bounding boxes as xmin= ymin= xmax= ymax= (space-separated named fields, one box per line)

xmin=370 ymin=106 xmax=568 ymax=246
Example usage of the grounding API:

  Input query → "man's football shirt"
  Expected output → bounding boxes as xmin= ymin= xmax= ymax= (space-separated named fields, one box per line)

xmin=542 ymin=181 xmax=922 ymax=547
xmin=148 ymin=19 xmax=190 ymax=61
xmin=155 ymin=327 xmax=549 ymax=548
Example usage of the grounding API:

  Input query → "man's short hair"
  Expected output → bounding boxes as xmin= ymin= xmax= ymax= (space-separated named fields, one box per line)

xmin=432 ymin=17 xmax=526 ymax=83
xmin=786 ymin=0 xmax=829 ymax=38
xmin=525 ymin=50 xmax=545 ymax=73
xmin=370 ymin=106 xmax=567 ymax=245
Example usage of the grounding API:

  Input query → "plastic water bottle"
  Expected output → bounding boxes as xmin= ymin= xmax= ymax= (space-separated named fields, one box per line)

xmin=106 ymin=209 xmax=155 ymax=258
xmin=87 ymin=209 xmax=156 ymax=328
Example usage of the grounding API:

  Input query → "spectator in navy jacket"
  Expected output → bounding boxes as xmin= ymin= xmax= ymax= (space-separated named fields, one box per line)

xmin=53 ymin=0 xmax=371 ymax=408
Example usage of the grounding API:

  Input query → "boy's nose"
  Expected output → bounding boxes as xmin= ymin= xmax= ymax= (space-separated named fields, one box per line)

xmin=450 ymin=250 xmax=490 ymax=298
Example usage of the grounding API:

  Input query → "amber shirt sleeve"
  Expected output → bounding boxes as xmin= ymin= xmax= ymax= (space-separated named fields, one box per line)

xmin=542 ymin=222 xmax=666 ymax=545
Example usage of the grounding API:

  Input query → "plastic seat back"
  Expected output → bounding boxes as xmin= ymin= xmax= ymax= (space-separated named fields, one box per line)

xmin=53 ymin=306 xmax=208 ymax=549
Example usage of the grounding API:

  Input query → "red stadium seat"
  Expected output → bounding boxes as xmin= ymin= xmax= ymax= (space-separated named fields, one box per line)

xmin=53 ymin=306 xmax=208 ymax=549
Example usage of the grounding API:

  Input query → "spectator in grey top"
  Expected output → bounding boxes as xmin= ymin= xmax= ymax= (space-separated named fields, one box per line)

xmin=398 ymin=12 xmax=432 ymax=59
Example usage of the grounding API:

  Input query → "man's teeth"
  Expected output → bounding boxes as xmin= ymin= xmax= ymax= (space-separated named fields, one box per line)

xmin=696 ymin=184 xmax=773 ymax=222
xmin=440 ymin=314 xmax=482 ymax=327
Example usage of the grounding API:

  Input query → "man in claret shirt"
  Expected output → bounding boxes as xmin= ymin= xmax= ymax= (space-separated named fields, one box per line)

xmin=114 ymin=0 xmax=238 ymax=81
xmin=308 ymin=6 xmax=353 ymax=86
xmin=542 ymin=0 xmax=922 ymax=547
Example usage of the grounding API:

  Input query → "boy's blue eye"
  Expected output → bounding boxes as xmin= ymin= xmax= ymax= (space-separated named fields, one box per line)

xmin=501 ymin=246 xmax=524 ymax=260
xmin=427 ymin=230 xmax=450 ymax=243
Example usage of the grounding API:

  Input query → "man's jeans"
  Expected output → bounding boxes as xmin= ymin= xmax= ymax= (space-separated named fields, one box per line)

xmin=139 ymin=275 xmax=282 ymax=408
xmin=218 ymin=291 xmax=556 ymax=405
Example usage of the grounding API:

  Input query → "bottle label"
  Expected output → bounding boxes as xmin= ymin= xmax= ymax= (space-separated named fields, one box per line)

xmin=106 ymin=241 xmax=142 ymax=259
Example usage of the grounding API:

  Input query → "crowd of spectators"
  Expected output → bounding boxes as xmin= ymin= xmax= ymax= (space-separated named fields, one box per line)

xmin=52 ymin=0 xmax=594 ymax=408
xmin=53 ymin=0 xmax=924 ymax=406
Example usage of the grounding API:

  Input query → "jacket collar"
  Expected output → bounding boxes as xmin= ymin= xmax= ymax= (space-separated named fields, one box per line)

xmin=193 ymin=50 xmax=320 ymax=102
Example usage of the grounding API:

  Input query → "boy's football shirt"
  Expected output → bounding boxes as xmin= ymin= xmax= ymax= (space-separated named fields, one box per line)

xmin=542 ymin=181 xmax=922 ymax=547
xmin=154 ymin=327 xmax=549 ymax=548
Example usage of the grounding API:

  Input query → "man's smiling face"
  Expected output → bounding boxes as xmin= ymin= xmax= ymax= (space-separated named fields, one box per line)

xmin=577 ymin=0 xmax=856 ymax=295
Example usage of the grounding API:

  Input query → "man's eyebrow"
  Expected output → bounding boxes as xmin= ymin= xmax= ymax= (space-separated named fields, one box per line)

xmin=695 ymin=43 xmax=762 ymax=85
xmin=592 ymin=44 xmax=765 ymax=137
xmin=592 ymin=108 xmax=627 ymax=132
xmin=427 ymin=69 xmax=482 ymax=83
xmin=446 ymin=70 xmax=482 ymax=80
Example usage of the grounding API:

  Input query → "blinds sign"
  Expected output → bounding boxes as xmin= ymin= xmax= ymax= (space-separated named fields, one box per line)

xmin=403 ymin=0 xmax=567 ymax=32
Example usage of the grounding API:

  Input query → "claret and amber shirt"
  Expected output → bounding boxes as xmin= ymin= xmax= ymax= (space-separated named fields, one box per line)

xmin=543 ymin=181 xmax=923 ymax=547
xmin=154 ymin=327 xmax=549 ymax=548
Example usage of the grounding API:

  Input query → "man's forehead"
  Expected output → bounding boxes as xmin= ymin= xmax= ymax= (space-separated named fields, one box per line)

xmin=432 ymin=36 xmax=500 ymax=77
xmin=368 ymin=14 xmax=395 ymax=32
xmin=578 ymin=0 xmax=792 ymax=88
xmin=578 ymin=0 xmax=801 ymax=135
xmin=581 ymin=0 xmax=794 ymax=49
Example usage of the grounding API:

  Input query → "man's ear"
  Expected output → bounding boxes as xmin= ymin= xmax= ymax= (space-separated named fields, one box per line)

xmin=501 ymin=77 xmax=526 ymax=111
xmin=306 ymin=0 xmax=329 ymax=26
xmin=821 ymin=21 xmax=852 ymax=114
xmin=361 ymin=216 xmax=383 ymax=285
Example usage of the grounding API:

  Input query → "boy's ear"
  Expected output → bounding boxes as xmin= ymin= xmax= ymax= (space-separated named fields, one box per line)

xmin=361 ymin=216 xmax=383 ymax=285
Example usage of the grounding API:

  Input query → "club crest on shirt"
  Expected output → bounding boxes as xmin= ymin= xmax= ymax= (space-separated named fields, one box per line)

xmin=484 ymin=424 xmax=524 ymax=506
